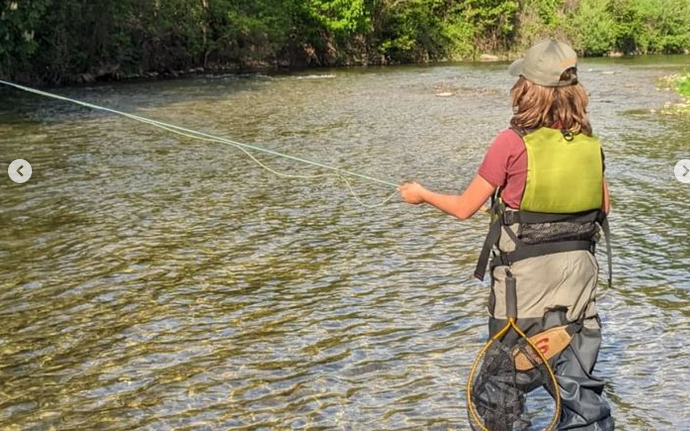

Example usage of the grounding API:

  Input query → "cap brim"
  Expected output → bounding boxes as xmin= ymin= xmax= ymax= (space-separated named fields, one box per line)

xmin=508 ymin=59 xmax=523 ymax=77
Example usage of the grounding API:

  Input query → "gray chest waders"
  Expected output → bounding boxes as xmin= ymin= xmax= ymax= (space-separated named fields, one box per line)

xmin=473 ymin=196 xmax=615 ymax=431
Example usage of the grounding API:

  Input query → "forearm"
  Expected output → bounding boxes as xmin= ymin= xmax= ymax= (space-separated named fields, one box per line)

xmin=398 ymin=175 xmax=495 ymax=219
xmin=421 ymin=189 xmax=472 ymax=220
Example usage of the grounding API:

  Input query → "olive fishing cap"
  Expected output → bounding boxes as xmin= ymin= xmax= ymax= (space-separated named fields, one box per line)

xmin=509 ymin=39 xmax=578 ymax=86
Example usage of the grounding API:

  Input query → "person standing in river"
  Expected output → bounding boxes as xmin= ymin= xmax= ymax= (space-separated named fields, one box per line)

xmin=398 ymin=39 xmax=615 ymax=430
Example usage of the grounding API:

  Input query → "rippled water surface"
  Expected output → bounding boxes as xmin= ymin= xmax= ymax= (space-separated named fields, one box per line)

xmin=1 ymin=56 xmax=689 ymax=430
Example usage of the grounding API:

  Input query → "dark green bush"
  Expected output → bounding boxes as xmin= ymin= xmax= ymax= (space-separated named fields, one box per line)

xmin=1 ymin=0 xmax=689 ymax=84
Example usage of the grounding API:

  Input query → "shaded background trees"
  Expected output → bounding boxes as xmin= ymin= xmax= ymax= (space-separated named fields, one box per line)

xmin=1 ymin=0 xmax=689 ymax=84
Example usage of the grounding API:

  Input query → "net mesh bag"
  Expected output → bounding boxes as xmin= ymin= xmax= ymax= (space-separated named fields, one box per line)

xmin=468 ymin=333 xmax=560 ymax=431
xmin=518 ymin=221 xmax=600 ymax=245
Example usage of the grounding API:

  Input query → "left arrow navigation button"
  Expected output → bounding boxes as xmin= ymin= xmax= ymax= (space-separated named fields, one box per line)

xmin=8 ymin=159 xmax=32 ymax=184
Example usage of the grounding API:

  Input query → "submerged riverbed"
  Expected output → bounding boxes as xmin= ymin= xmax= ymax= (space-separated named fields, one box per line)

xmin=1 ymin=56 xmax=689 ymax=430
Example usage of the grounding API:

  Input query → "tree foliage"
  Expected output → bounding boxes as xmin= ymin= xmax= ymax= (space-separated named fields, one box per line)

xmin=1 ymin=0 xmax=689 ymax=84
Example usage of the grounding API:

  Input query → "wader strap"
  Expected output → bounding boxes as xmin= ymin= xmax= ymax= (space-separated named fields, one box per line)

xmin=474 ymin=196 xmax=503 ymax=281
xmin=599 ymin=215 xmax=613 ymax=288
xmin=566 ymin=320 xmax=583 ymax=336
xmin=492 ymin=240 xmax=594 ymax=267
xmin=474 ymin=215 xmax=501 ymax=281
xmin=502 ymin=223 xmax=522 ymax=246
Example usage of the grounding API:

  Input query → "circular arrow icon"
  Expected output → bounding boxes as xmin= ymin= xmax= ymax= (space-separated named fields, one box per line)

xmin=675 ymin=159 xmax=690 ymax=184
xmin=8 ymin=159 xmax=32 ymax=184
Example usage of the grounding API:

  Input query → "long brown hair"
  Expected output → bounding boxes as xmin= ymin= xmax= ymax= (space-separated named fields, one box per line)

xmin=510 ymin=68 xmax=592 ymax=136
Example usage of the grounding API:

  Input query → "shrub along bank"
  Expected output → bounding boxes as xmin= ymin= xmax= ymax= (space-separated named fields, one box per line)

xmin=1 ymin=0 xmax=689 ymax=84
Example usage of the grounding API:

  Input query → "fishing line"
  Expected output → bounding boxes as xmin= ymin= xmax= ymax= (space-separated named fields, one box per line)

xmin=0 ymin=79 xmax=398 ymax=208
xmin=135 ymin=118 xmax=398 ymax=208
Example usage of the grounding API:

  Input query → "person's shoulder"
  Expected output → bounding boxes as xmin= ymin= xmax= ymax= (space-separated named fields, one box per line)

xmin=490 ymin=128 xmax=525 ymax=149
xmin=496 ymin=128 xmax=523 ymax=141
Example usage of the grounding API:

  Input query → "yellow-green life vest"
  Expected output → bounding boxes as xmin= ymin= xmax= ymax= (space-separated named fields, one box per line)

xmin=520 ymin=127 xmax=603 ymax=213
xmin=474 ymin=127 xmax=611 ymax=285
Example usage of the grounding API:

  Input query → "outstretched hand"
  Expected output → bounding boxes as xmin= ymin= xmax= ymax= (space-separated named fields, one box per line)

xmin=398 ymin=181 xmax=427 ymax=204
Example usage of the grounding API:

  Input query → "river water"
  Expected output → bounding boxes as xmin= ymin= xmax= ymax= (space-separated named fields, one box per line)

xmin=1 ymin=56 xmax=689 ymax=431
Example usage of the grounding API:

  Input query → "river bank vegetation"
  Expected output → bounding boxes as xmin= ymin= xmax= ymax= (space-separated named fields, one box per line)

xmin=653 ymin=73 xmax=690 ymax=113
xmin=676 ymin=74 xmax=690 ymax=100
xmin=670 ymin=73 xmax=690 ymax=112
xmin=1 ymin=0 xmax=690 ymax=85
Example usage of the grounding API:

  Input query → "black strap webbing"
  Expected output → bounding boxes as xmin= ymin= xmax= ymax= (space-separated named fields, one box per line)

xmin=473 ymin=195 xmax=503 ymax=281
xmin=474 ymin=216 xmax=501 ymax=281
xmin=600 ymin=215 xmax=613 ymax=288
xmin=493 ymin=240 xmax=594 ymax=268
xmin=502 ymin=210 xmax=600 ymax=225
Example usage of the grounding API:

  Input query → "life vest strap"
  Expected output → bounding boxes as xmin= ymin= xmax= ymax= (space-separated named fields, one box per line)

xmin=502 ymin=209 xmax=601 ymax=226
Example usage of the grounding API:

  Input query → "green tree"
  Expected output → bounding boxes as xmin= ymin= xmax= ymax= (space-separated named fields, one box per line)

xmin=458 ymin=0 xmax=519 ymax=51
xmin=644 ymin=0 xmax=690 ymax=53
xmin=2 ymin=0 xmax=690 ymax=85
xmin=0 ymin=0 xmax=50 ymax=78
xmin=568 ymin=0 xmax=617 ymax=55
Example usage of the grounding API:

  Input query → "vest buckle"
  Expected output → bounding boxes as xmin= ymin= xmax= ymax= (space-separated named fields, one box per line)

xmin=502 ymin=211 xmax=517 ymax=225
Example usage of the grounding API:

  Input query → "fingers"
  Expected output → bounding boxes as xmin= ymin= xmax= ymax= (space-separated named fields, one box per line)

xmin=397 ymin=181 xmax=425 ymax=205
xmin=397 ymin=181 xmax=418 ymax=196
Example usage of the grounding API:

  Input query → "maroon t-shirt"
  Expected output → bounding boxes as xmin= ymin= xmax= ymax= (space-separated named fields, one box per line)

xmin=478 ymin=129 xmax=527 ymax=209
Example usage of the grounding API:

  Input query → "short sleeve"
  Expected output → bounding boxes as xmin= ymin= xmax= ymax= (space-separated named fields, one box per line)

xmin=478 ymin=129 xmax=520 ymax=188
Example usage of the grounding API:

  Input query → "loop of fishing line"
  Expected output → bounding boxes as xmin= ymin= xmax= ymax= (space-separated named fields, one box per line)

xmin=0 ymin=79 xmax=399 ymax=208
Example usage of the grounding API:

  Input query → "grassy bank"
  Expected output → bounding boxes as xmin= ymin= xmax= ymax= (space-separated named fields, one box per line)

xmin=674 ymin=73 xmax=690 ymax=112
xmin=655 ymin=73 xmax=690 ymax=113
xmin=676 ymin=74 xmax=690 ymax=99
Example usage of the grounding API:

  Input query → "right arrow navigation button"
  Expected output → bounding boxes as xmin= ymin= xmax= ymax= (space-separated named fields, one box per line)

xmin=675 ymin=159 xmax=690 ymax=184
